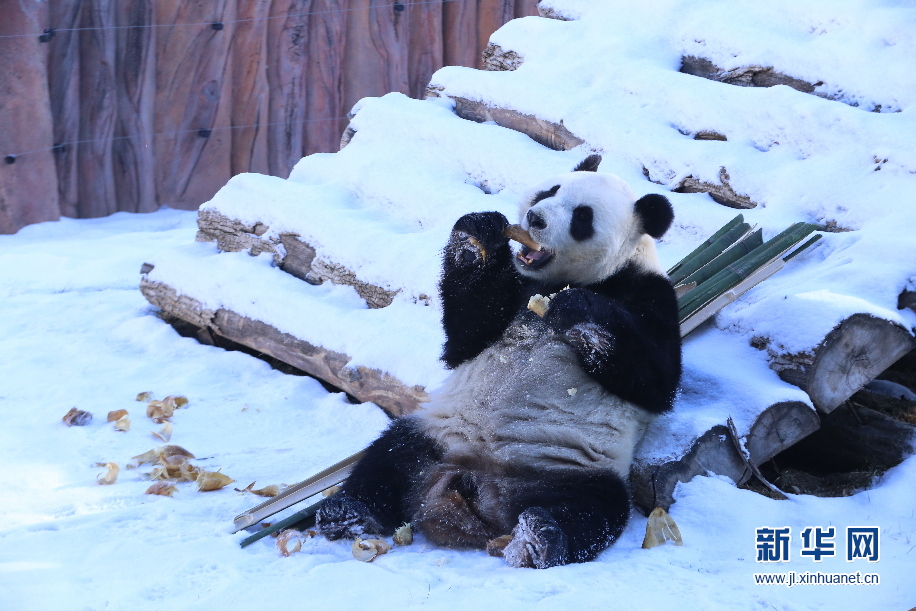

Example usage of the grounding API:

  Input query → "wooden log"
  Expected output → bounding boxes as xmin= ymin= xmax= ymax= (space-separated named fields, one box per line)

xmin=139 ymin=276 xmax=427 ymax=416
xmin=113 ymin=0 xmax=158 ymax=214
xmin=266 ymin=0 xmax=311 ymax=178
xmin=436 ymin=94 xmax=585 ymax=151
xmin=305 ymin=0 xmax=349 ymax=156
xmin=0 ymin=0 xmax=60 ymax=234
xmin=673 ymin=167 xmax=758 ymax=209
xmin=768 ymin=313 xmax=916 ymax=414
xmin=631 ymin=401 xmax=818 ymax=513
xmin=77 ymin=0 xmax=118 ymax=218
xmin=195 ymin=208 xmax=399 ymax=308
xmin=155 ymin=0 xmax=235 ymax=209
xmin=681 ymin=56 xmax=818 ymax=95
xmin=47 ymin=0 xmax=82 ymax=219
xmin=482 ymin=43 xmax=523 ymax=71
xmin=230 ymin=0 xmax=271 ymax=176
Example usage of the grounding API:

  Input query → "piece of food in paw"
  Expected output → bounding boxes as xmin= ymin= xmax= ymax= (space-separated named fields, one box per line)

xmin=528 ymin=294 xmax=551 ymax=317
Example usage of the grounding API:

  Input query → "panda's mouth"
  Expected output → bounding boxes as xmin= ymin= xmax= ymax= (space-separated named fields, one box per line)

xmin=517 ymin=245 xmax=554 ymax=270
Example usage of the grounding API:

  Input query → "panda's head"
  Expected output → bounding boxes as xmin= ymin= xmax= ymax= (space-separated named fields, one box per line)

xmin=514 ymin=155 xmax=674 ymax=286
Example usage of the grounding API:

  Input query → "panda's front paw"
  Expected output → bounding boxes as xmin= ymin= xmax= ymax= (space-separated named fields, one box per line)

xmin=315 ymin=493 xmax=384 ymax=540
xmin=503 ymin=507 xmax=569 ymax=569
xmin=544 ymin=288 xmax=596 ymax=332
xmin=450 ymin=212 xmax=510 ymax=266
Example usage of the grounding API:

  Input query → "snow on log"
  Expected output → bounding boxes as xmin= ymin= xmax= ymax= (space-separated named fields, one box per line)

xmin=195 ymin=208 xmax=399 ymax=309
xmin=768 ymin=314 xmax=916 ymax=414
xmin=632 ymin=401 xmax=818 ymax=512
xmin=140 ymin=276 xmax=427 ymax=416
xmin=429 ymin=92 xmax=585 ymax=152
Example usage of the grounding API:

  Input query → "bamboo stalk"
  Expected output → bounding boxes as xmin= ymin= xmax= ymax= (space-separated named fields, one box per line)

xmin=668 ymin=221 xmax=752 ymax=284
xmin=678 ymin=229 xmax=763 ymax=288
xmin=667 ymin=214 xmax=744 ymax=276
xmin=678 ymin=223 xmax=818 ymax=321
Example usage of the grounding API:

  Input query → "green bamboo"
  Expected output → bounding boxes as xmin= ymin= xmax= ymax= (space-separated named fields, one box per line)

xmin=678 ymin=223 xmax=818 ymax=320
xmin=669 ymin=221 xmax=751 ymax=284
xmin=679 ymin=229 xmax=763 ymax=288
xmin=783 ymin=234 xmax=822 ymax=261
xmin=240 ymin=499 xmax=324 ymax=548
xmin=667 ymin=214 xmax=744 ymax=276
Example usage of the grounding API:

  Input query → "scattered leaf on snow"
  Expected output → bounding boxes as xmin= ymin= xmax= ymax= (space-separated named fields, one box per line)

xmin=62 ymin=407 xmax=92 ymax=427
xmin=113 ymin=414 xmax=131 ymax=432
xmin=196 ymin=471 xmax=235 ymax=492
xmin=107 ymin=409 xmax=128 ymax=422
xmin=164 ymin=395 xmax=189 ymax=409
xmin=352 ymin=538 xmax=391 ymax=562
xmin=642 ymin=507 xmax=683 ymax=549
xmin=393 ymin=523 xmax=413 ymax=546
xmin=160 ymin=445 xmax=194 ymax=460
xmin=251 ymin=484 xmax=279 ymax=497
xmin=276 ymin=530 xmax=303 ymax=557
xmin=145 ymin=482 xmax=177 ymax=497
xmin=146 ymin=400 xmax=174 ymax=423
xmin=151 ymin=422 xmax=172 ymax=442
xmin=136 ymin=391 xmax=153 ymax=402
xmin=97 ymin=462 xmax=119 ymax=485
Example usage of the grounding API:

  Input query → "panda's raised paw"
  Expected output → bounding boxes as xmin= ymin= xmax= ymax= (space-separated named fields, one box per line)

xmin=451 ymin=212 xmax=510 ymax=255
xmin=503 ymin=507 xmax=569 ymax=569
xmin=315 ymin=493 xmax=385 ymax=540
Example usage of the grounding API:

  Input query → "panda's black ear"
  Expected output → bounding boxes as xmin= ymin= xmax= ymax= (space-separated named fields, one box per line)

xmin=573 ymin=154 xmax=602 ymax=172
xmin=635 ymin=194 xmax=674 ymax=239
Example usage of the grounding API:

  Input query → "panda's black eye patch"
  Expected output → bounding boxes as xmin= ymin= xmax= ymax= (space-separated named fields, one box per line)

xmin=532 ymin=185 xmax=560 ymax=205
xmin=570 ymin=205 xmax=594 ymax=241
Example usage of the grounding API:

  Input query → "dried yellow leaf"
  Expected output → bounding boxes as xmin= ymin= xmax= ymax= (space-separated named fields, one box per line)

xmin=151 ymin=422 xmax=172 ymax=442
xmin=276 ymin=530 xmax=303 ymax=557
xmin=393 ymin=523 xmax=413 ymax=546
xmin=146 ymin=400 xmax=174 ymax=423
xmin=352 ymin=538 xmax=391 ymax=562
xmin=164 ymin=395 xmax=189 ymax=409
xmin=145 ymin=482 xmax=177 ymax=497
xmin=642 ymin=507 xmax=683 ymax=549
xmin=106 ymin=409 xmax=128 ymax=422
xmin=132 ymin=448 xmax=161 ymax=465
xmin=113 ymin=414 xmax=131 ymax=432
xmin=62 ymin=407 xmax=93 ymax=427
xmin=196 ymin=471 xmax=235 ymax=492
xmin=251 ymin=484 xmax=279 ymax=498
xmin=136 ymin=391 xmax=153 ymax=402
xmin=97 ymin=462 xmax=119 ymax=485
xmin=160 ymin=445 xmax=194 ymax=460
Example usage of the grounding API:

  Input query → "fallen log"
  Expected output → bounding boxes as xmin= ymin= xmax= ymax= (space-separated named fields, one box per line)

xmin=195 ymin=208 xmax=399 ymax=309
xmin=673 ymin=167 xmax=758 ymax=209
xmin=631 ymin=401 xmax=818 ymax=512
xmin=767 ymin=314 xmax=916 ymax=414
xmin=482 ymin=43 xmax=523 ymax=71
xmin=428 ymin=92 xmax=586 ymax=152
xmin=680 ymin=55 xmax=819 ymax=95
xmin=140 ymin=276 xmax=426 ymax=417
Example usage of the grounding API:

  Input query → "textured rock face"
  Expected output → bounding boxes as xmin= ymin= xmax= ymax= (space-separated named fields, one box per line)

xmin=0 ymin=1 xmax=60 ymax=234
xmin=0 ymin=0 xmax=539 ymax=232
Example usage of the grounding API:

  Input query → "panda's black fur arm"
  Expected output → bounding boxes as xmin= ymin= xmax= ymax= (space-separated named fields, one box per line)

xmin=544 ymin=263 xmax=681 ymax=414
xmin=440 ymin=212 xmax=525 ymax=368
xmin=315 ymin=417 xmax=443 ymax=538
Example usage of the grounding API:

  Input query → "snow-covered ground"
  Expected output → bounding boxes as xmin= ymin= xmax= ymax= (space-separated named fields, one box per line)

xmin=1 ymin=210 xmax=914 ymax=610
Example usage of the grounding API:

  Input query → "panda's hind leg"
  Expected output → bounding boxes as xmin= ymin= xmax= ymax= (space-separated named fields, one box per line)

xmin=503 ymin=468 xmax=630 ymax=568
xmin=315 ymin=417 xmax=442 ymax=540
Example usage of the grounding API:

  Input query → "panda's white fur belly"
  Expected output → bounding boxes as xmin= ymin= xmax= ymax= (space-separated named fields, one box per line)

xmin=416 ymin=315 xmax=655 ymax=477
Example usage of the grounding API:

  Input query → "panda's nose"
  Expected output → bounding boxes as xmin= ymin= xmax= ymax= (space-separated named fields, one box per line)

xmin=527 ymin=209 xmax=547 ymax=230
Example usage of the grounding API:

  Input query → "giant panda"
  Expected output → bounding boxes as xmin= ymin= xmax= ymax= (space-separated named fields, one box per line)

xmin=315 ymin=154 xmax=682 ymax=568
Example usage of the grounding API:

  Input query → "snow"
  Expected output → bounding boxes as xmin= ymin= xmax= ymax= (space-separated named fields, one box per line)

xmin=0 ymin=209 xmax=914 ymax=610
xmin=3 ymin=0 xmax=916 ymax=608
